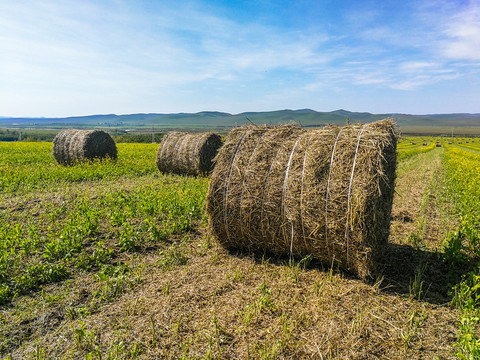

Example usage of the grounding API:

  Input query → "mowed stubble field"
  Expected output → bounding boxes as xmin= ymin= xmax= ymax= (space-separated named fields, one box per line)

xmin=1 ymin=135 xmax=480 ymax=359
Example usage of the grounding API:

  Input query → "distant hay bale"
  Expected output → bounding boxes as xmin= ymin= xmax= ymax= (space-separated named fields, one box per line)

xmin=156 ymin=132 xmax=222 ymax=176
xmin=206 ymin=119 xmax=397 ymax=279
xmin=53 ymin=129 xmax=117 ymax=165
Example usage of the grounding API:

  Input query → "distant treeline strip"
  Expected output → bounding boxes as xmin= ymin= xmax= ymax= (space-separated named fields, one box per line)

xmin=113 ymin=133 xmax=164 ymax=143
xmin=0 ymin=130 xmax=166 ymax=143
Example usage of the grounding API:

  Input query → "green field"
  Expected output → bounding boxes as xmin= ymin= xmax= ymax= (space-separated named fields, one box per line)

xmin=1 ymin=138 xmax=480 ymax=359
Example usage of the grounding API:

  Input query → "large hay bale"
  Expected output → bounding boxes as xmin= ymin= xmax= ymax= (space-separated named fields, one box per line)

xmin=156 ymin=132 xmax=222 ymax=176
xmin=206 ymin=119 xmax=397 ymax=279
xmin=53 ymin=129 xmax=117 ymax=165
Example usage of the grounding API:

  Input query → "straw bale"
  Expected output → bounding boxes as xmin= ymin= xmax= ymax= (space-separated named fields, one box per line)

xmin=53 ymin=129 xmax=117 ymax=165
xmin=156 ymin=132 xmax=222 ymax=176
xmin=206 ymin=119 xmax=397 ymax=279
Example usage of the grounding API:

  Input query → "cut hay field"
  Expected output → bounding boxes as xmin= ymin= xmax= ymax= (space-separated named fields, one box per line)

xmin=1 ymin=137 xmax=480 ymax=359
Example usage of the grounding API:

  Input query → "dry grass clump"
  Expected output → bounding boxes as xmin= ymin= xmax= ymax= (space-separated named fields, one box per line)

xmin=156 ymin=132 xmax=222 ymax=176
xmin=53 ymin=129 xmax=117 ymax=165
xmin=206 ymin=119 xmax=397 ymax=279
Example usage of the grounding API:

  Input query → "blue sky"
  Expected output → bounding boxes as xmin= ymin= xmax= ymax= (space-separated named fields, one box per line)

xmin=1 ymin=0 xmax=480 ymax=117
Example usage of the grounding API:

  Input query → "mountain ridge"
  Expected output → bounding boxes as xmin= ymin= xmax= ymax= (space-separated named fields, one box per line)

xmin=1 ymin=109 xmax=479 ymax=129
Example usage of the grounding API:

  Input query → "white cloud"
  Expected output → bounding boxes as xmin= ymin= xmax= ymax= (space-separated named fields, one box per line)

xmin=442 ymin=3 xmax=480 ymax=60
xmin=0 ymin=0 xmax=333 ymax=86
xmin=391 ymin=78 xmax=429 ymax=91
xmin=399 ymin=61 xmax=438 ymax=72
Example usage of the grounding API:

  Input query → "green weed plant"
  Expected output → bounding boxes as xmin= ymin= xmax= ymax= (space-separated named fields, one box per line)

xmin=441 ymin=141 xmax=480 ymax=359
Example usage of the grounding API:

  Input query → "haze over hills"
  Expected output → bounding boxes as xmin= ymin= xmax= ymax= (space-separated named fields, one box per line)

xmin=1 ymin=109 xmax=479 ymax=131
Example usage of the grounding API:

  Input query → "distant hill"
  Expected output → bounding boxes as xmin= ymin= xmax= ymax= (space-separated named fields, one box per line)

xmin=1 ymin=109 xmax=479 ymax=133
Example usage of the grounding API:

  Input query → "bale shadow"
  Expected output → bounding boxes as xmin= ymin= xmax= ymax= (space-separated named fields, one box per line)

xmin=377 ymin=243 xmax=452 ymax=304
xmin=225 ymin=242 xmax=473 ymax=306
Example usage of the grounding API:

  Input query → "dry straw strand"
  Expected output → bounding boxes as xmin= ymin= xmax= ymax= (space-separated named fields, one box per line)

xmin=206 ymin=119 xmax=397 ymax=279
xmin=238 ymin=132 xmax=268 ymax=241
xmin=52 ymin=129 xmax=117 ymax=165
xmin=299 ymin=133 xmax=315 ymax=249
xmin=156 ymin=132 xmax=222 ymax=176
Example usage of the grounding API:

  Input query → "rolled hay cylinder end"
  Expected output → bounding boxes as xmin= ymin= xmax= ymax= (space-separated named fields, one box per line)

xmin=206 ymin=119 xmax=398 ymax=279
xmin=53 ymin=129 xmax=117 ymax=165
xmin=156 ymin=132 xmax=223 ymax=176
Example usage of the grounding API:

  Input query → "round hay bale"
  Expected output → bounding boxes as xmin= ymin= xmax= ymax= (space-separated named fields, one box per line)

xmin=53 ymin=129 xmax=117 ymax=165
xmin=156 ymin=132 xmax=222 ymax=176
xmin=206 ymin=119 xmax=397 ymax=279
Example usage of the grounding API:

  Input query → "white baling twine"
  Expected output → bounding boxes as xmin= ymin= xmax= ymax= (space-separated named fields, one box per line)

xmin=259 ymin=132 xmax=297 ymax=240
xmin=173 ymin=135 xmax=185 ymax=153
xmin=223 ymin=133 xmax=247 ymax=242
xmin=174 ymin=136 xmax=188 ymax=168
xmin=281 ymin=135 xmax=303 ymax=257
xmin=345 ymin=124 xmax=368 ymax=265
xmin=158 ymin=135 xmax=173 ymax=160
xmin=299 ymin=134 xmax=313 ymax=247
xmin=193 ymin=134 xmax=204 ymax=167
xmin=324 ymin=129 xmax=344 ymax=257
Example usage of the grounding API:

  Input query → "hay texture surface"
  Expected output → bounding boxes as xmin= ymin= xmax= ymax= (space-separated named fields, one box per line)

xmin=156 ymin=132 xmax=222 ymax=176
xmin=53 ymin=129 xmax=117 ymax=165
xmin=206 ymin=119 xmax=397 ymax=279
